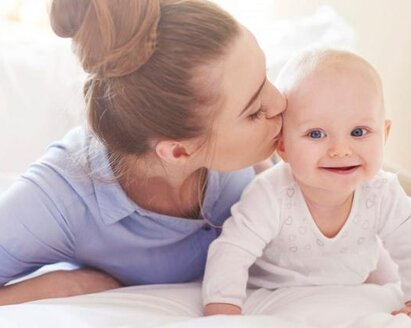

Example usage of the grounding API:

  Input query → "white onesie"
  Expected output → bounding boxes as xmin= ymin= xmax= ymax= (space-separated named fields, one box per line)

xmin=202 ymin=162 xmax=411 ymax=307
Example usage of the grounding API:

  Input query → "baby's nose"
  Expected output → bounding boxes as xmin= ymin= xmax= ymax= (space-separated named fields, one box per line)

xmin=328 ymin=144 xmax=353 ymax=158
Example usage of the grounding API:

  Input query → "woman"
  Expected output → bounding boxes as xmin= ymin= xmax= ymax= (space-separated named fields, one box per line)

xmin=0 ymin=0 xmax=285 ymax=305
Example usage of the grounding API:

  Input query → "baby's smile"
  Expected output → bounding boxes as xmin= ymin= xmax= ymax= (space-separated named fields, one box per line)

xmin=319 ymin=165 xmax=361 ymax=175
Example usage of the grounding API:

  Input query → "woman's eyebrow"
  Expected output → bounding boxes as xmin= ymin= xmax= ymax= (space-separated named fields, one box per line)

xmin=238 ymin=77 xmax=267 ymax=117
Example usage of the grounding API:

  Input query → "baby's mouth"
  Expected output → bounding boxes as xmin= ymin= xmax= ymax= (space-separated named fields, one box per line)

xmin=320 ymin=165 xmax=361 ymax=175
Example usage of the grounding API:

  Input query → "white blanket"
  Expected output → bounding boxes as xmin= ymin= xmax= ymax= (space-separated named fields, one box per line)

xmin=0 ymin=282 xmax=410 ymax=328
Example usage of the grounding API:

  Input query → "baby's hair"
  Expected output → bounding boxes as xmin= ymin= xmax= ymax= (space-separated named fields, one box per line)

xmin=275 ymin=48 xmax=384 ymax=108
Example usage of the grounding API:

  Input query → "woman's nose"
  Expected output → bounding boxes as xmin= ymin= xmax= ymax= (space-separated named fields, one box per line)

xmin=265 ymin=83 xmax=287 ymax=119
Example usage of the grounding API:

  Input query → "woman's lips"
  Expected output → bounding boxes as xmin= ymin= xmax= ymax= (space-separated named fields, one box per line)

xmin=320 ymin=165 xmax=361 ymax=175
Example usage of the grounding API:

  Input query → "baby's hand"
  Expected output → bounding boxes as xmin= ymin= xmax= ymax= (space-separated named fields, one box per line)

xmin=203 ymin=303 xmax=242 ymax=316
xmin=391 ymin=301 xmax=411 ymax=316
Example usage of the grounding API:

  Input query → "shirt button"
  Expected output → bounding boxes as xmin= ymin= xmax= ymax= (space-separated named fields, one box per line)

xmin=202 ymin=224 xmax=211 ymax=231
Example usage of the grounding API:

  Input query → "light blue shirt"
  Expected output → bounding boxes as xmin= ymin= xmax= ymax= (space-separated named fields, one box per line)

xmin=0 ymin=127 xmax=254 ymax=285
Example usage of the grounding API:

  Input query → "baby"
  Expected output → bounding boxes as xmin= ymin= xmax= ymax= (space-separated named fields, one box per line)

xmin=202 ymin=49 xmax=411 ymax=316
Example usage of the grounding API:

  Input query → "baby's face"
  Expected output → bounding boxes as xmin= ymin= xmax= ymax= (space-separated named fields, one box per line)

xmin=280 ymin=64 xmax=391 ymax=195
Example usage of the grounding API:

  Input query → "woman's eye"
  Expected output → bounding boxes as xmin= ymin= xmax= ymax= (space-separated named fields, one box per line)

xmin=248 ymin=107 xmax=265 ymax=121
xmin=307 ymin=130 xmax=326 ymax=139
xmin=351 ymin=128 xmax=368 ymax=137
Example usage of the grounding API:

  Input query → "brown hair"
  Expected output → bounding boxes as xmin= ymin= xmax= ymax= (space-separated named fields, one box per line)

xmin=50 ymin=0 xmax=240 ymax=161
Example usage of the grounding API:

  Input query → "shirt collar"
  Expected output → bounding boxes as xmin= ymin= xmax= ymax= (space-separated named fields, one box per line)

xmin=86 ymin=133 xmax=220 ymax=226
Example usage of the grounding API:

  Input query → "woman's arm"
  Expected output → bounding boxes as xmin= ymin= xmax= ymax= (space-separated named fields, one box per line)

xmin=0 ymin=268 xmax=122 ymax=306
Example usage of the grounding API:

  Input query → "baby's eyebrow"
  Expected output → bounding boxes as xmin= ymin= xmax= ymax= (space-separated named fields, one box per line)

xmin=355 ymin=118 xmax=378 ymax=125
xmin=238 ymin=77 xmax=267 ymax=117
xmin=296 ymin=120 xmax=316 ymax=128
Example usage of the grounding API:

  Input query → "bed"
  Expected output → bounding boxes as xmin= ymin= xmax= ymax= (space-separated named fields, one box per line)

xmin=0 ymin=281 xmax=410 ymax=327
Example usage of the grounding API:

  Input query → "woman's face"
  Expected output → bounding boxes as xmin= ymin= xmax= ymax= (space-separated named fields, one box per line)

xmin=205 ymin=27 xmax=286 ymax=172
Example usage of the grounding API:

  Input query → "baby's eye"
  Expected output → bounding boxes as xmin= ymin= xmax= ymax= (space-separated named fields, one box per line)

xmin=307 ymin=130 xmax=326 ymax=139
xmin=351 ymin=128 xmax=368 ymax=137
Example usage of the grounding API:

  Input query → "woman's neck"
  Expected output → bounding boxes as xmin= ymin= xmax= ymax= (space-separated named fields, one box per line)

xmin=113 ymin=154 xmax=207 ymax=218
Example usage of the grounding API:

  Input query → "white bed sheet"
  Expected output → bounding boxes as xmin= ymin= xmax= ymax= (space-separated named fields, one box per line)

xmin=0 ymin=282 xmax=410 ymax=328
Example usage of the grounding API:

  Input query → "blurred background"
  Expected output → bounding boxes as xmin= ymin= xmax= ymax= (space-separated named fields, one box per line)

xmin=0 ymin=0 xmax=410 ymax=194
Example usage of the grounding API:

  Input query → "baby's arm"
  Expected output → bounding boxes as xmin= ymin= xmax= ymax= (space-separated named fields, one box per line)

xmin=377 ymin=174 xmax=411 ymax=314
xmin=204 ymin=303 xmax=242 ymax=316
xmin=365 ymin=240 xmax=399 ymax=284
xmin=202 ymin=176 xmax=280 ymax=315
xmin=391 ymin=301 xmax=411 ymax=316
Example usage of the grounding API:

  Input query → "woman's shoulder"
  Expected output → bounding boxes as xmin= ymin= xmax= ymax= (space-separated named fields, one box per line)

xmin=209 ymin=167 xmax=257 ymax=204
xmin=213 ymin=167 xmax=255 ymax=190
xmin=34 ymin=125 xmax=109 ymax=176
xmin=19 ymin=126 xmax=106 ymax=209
xmin=205 ymin=167 xmax=255 ymax=225
xmin=43 ymin=125 xmax=93 ymax=164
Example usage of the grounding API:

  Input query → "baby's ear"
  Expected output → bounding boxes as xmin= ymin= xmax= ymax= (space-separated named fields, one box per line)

xmin=384 ymin=119 xmax=392 ymax=142
xmin=276 ymin=138 xmax=288 ymax=162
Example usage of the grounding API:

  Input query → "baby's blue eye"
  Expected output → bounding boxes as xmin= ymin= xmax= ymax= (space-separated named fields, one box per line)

xmin=308 ymin=130 xmax=326 ymax=139
xmin=351 ymin=128 xmax=368 ymax=137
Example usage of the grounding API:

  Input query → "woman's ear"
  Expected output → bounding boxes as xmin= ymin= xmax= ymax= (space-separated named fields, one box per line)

xmin=155 ymin=139 xmax=201 ymax=165
xmin=155 ymin=140 xmax=191 ymax=165
xmin=384 ymin=119 xmax=392 ymax=142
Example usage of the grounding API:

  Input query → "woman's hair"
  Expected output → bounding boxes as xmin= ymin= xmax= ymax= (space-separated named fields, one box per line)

xmin=50 ymin=0 xmax=240 ymax=160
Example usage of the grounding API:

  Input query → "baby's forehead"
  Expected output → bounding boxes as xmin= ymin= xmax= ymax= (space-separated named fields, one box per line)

xmin=276 ymin=49 xmax=382 ymax=96
xmin=298 ymin=61 xmax=381 ymax=96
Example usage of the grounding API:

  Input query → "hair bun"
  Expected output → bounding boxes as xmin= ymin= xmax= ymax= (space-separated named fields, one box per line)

xmin=50 ymin=0 xmax=91 ymax=38
xmin=50 ymin=0 xmax=160 ymax=78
